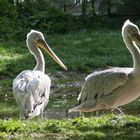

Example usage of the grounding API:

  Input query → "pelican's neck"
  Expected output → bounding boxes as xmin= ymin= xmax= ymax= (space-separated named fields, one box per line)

xmin=123 ymin=32 xmax=140 ymax=73
xmin=32 ymin=46 xmax=45 ymax=73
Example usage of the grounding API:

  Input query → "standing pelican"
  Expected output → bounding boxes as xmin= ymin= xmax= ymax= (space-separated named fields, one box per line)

xmin=13 ymin=30 xmax=67 ymax=119
xmin=69 ymin=20 xmax=140 ymax=113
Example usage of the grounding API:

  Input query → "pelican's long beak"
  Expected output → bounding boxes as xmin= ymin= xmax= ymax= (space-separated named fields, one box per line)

xmin=36 ymin=39 xmax=67 ymax=70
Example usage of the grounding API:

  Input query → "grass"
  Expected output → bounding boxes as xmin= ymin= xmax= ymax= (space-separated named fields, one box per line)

xmin=0 ymin=28 xmax=139 ymax=139
xmin=0 ymin=114 xmax=140 ymax=139
xmin=0 ymin=28 xmax=132 ymax=78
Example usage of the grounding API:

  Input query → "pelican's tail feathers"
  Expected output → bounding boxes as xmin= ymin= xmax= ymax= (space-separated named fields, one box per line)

xmin=68 ymin=105 xmax=81 ymax=113
xmin=68 ymin=100 xmax=97 ymax=113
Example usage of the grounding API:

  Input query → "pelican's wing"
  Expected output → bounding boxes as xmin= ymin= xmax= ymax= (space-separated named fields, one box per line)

xmin=13 ymin=70 xmax=50 ymax=95
xmin=13 ymin=70 xmax=51 ymax=118
xmin=78 ymin=68 xmax=132 ymax=103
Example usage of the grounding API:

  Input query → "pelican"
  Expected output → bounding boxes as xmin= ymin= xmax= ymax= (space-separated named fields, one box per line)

xmin=13 ymin=30 xmax=67 ymax=119
xmin=69 ymin=20 xmax=140 ymax=113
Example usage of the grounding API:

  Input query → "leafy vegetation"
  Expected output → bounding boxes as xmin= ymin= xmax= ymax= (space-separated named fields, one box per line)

xmin=0 ymin=0 xmax=140 ymax=40
xmin=0 ymin=115 xmax=140 ymax=139
xmin=0 ymin=0 xmax=74 ymax=40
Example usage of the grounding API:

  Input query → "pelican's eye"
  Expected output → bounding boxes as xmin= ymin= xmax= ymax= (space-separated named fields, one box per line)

xmin=32 ymin=38 xmax=37 ymax=44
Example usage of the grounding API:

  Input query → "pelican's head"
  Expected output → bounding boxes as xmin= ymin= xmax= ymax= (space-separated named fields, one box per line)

xmin=26 ymin=30 xmax=45 ymax=46
xmin=26 ymin=30 xmax=67 ymax=70
xmin=122 ymin=20 xmax=140 ymax=44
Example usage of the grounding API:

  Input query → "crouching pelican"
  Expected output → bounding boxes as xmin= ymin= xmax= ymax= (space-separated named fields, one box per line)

xmin=13 ymin=30 xmax=67 ymax=119
xmin=69 ymin=20 xmax=140 ymax=113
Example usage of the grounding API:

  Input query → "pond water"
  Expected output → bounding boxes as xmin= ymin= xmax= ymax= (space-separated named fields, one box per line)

xmin=43 ymin=94 xmax=140 ymax=119
xmin=1 ymin=72 xmax=140 ymax=119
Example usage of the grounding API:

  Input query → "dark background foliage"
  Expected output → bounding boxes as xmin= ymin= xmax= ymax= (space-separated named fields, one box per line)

xmin=0 ymin=0 xmax=140 ymax=41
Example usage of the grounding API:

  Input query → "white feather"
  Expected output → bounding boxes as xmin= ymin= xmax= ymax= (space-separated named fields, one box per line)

xmin=13 ymin=70 xmax=51 ymax=119
xmin=69 ymin=20 xmax=140 ymax=113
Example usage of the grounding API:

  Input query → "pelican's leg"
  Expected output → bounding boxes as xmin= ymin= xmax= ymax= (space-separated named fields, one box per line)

xmin=19 ymin=110 xmax=25 ymax=119
xmin=116 ymin=107 xmax=124 ymax=115
xmin=111 ymin=107 xmax=124 ymax=115
xmin=95 ymin=110 xmax=100 ymax=116
xmin=40 ymin=110 xmax=44 ymax=119
xmin=65 ymin=109 xmax=68 ymax=118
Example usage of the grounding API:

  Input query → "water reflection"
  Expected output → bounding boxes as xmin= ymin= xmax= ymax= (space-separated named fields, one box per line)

xmin=44 ymin=94 xmax=140 ymax=119
xmin=1 ymin=93 xmax=140 ymax=119
xmin=1 ymin=71 xmax=140 ymax=119
xmin=44 ymin=94 xmax=78 ymax=119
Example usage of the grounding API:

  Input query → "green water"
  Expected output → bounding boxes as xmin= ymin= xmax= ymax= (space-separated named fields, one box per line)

xmin=1 ymin=72 xmax=140 ymax=119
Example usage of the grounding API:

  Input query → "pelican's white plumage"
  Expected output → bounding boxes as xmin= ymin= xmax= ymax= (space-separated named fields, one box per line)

xmin=13 ymin=30 xmax=67 ymax=119
xmin=69 ymin=20 xmax=140 ymax=113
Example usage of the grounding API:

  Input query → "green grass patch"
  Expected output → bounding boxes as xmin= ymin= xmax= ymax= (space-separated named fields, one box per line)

xmin=0 ymin=28 xmax=132 ymax=78
xmin=0 ymin=115 xmax=140 ymax=139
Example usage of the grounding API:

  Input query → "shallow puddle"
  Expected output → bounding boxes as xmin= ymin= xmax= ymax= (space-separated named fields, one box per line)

xmin=1 ymin=72 xmax=140 ymax=119
xmin=1 ymin=92 xmax=140 ymax=119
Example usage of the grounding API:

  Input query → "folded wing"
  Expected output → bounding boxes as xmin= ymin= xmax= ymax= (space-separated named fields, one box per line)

xmin=13 ymin=70 xmax=51 ymax=118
